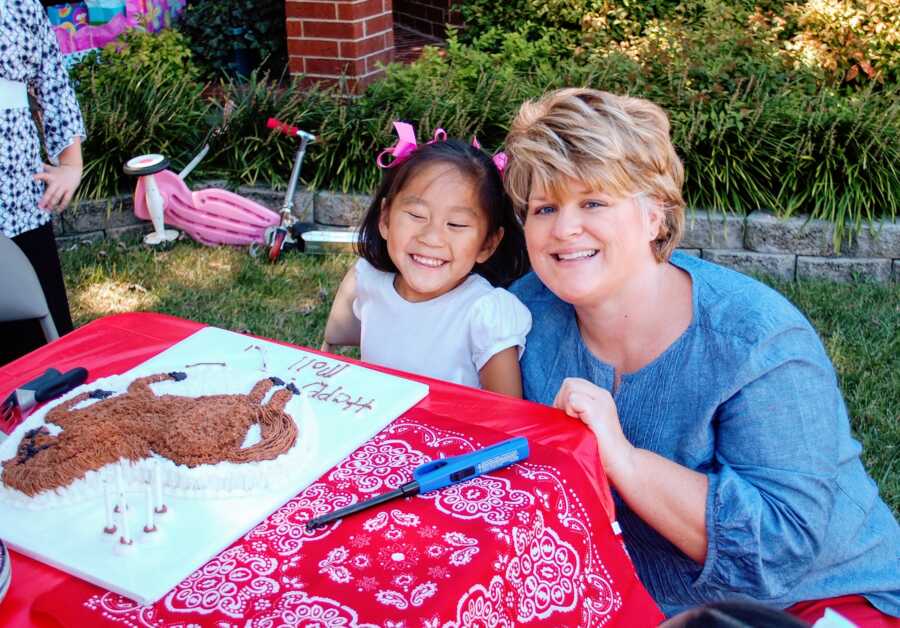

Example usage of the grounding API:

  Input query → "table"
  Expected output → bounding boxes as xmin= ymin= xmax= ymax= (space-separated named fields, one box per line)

xmin=0 ymin=313 xmax=662 ymax=627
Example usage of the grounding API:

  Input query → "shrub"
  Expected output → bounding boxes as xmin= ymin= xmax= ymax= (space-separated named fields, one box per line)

xmin=779 ymin=0 xmax=900 ymax=86
xmin=768 ymin=88 xmax=900 ymax=233
xmin=177 ymin=0 xmax=287 ymax=80
xmin=71 ymin=8 xmax=898 ymax=241
xmin=71 ymin=27 xmax=200 ymax=90
xmin=199 ymin=71 xmax=320 ymax=188
xmin=73 ymin=28 xmax=208 ymax=200
xmin=458 ymin=0 xmax=898 ymax=89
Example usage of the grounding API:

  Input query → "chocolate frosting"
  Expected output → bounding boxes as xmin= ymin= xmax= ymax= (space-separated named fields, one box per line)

xmin=2 ymin=373 xmax=298 ymax=497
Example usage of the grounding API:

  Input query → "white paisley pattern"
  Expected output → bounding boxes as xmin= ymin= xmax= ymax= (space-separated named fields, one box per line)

xmin=315 ymin=509 xmax=479 ymax=612
xmin=447 ymin=575 xmax=513 ymax=628
xmin=328 ymin=440 xmax=430 ymax=493
xmin=78 ymin=418 xmax=640 ymax=627
xmin=506 ymin=510 xmax=579 ymax=621
xmin=245 ymin=483 xmax=358 ymax=555
xmin=249 ymin=591 xmax=380 ymax=628
xmin=423 ymin=474 xmax=534 ymax=525
xmin=164 ymin=546 xmax=279 ymax=617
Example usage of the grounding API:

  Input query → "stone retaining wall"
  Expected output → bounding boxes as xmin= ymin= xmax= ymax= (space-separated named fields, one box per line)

xmin=58 ymin=185 xmax=900 ymax=282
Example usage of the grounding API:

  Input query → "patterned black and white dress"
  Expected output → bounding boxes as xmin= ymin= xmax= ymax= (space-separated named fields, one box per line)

xmin=0 ymin=0 xmax=85 ymax=238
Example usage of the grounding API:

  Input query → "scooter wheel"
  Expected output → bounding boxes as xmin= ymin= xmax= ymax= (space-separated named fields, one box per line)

xmin=268 ymin=229 xmax=287 ymax=262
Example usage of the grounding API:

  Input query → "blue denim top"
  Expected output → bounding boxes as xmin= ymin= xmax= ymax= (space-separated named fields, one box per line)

xmin=510 ymin=252 xmax=900 ymax=618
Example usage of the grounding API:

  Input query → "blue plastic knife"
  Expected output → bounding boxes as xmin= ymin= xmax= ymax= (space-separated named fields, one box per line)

xmin=305 ymin=436 xmax=530 ymax=530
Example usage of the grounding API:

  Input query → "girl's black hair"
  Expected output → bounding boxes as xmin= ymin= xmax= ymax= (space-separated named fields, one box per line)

xmin=356 ymin=138 xmax=529 ymax=287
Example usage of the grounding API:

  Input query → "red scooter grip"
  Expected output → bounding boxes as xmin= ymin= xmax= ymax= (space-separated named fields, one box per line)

xmin=267 ymin=117 xmax=300 ymax=137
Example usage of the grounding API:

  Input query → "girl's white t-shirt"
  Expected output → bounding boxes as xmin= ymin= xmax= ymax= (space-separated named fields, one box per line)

xmin=352 ymin=258 xmax=532 ymax=389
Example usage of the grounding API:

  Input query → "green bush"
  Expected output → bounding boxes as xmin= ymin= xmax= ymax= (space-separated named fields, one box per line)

xmin=73 ymin=28 xmax=208 ymax=200
xmin=177 ymin=0 xmax=287 ymax=80
xmin=197 ymin=71 xmax=320 ymax=188
xmin=459 ymin=0 xmax=898 ymax=89
xmin=71 ymin=27 xmax=200 ymax=90
xmin=778 ymin=0 xmax=900 ymax=86
xmin=73 ymin=8 xmax=899 ymax=241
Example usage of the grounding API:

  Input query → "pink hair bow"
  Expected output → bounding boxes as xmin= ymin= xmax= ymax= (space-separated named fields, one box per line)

xmin=376 ymin=122 xmax=447 ymax=168
xmin=472 ymin=135 xmax=508 ymax=175
xmin=377 ymin=122 xmax=507 ymax=174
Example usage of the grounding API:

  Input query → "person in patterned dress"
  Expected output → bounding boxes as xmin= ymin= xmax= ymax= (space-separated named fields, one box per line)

xmin=0 ymin=0 xmax=85 ymax=364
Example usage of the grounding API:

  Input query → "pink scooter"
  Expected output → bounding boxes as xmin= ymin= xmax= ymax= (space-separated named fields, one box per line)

xmin=124 ymin=118 xmax=315 ymax=261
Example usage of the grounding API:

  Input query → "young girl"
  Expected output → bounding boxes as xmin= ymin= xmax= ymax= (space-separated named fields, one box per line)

xmin=322 ymin=124 xmax=531 ymax=397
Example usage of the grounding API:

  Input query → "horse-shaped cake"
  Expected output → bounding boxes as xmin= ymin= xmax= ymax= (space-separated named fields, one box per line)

xmin=2 ymin=372 xmax=299 ymax=497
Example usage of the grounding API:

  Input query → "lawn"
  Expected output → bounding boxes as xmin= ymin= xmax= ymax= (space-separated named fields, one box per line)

xmin=60 ymin=238 xmax=899 ymax=515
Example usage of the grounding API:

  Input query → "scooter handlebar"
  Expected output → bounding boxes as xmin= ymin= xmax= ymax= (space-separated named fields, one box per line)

xmin=267 ymin=118 xmax=315 ymax=142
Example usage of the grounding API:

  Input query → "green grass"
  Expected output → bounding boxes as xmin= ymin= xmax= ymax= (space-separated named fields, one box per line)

xmin=60 ymin=238 xmax=899 ymax=515
xmin=61 ymin=238 xmax=344 ymax=349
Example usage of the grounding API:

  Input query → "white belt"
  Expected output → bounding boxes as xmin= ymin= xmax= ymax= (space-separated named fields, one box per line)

xmin=0 ymin=78 xmax=28 ymax=110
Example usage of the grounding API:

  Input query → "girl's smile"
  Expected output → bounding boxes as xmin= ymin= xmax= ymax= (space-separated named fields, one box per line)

xmin=410 ymin=254 xmax=447 ymax=267
xmin=379 ymin=163 xmax=501 ymax=303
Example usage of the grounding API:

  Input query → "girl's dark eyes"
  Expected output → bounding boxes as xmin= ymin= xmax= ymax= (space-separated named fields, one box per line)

xmin=447 ymin=222 xmax=470 ymax=229
xmin=405 ymin=211 xmax=426 ymax=221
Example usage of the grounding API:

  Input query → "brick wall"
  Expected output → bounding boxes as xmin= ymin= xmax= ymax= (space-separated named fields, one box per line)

xmin=393 ymin=0 xmax=461 ymax=38
xmin=285 ymin=0 xmax=395 ymax=91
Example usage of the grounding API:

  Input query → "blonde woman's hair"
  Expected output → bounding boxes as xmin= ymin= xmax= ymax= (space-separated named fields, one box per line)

xmin=504 ymin=88 xmax=686 ymax=262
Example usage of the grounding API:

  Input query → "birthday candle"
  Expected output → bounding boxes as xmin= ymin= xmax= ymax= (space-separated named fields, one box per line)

xmin=103 ymin=480 xmax=116 ymax=534
xmin=116 ymin=463 xmax=126 ymax=497
xmin=152 ymin=460 xmax=167 ymax=514
xmin=118 ymin=493 xmax=132 ymax=545
xmin=143 ymin=483 xmax=156 ymax=533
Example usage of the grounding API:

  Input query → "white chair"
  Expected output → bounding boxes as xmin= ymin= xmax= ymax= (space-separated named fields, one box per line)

xmin=0 ymin=234 xmax=58 ymax=343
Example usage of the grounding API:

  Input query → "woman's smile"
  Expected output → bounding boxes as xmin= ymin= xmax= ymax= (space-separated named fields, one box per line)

xmin=551 ymin=248 xmax=599 ymax=262
xmin=524 ymin=178 xmax=663 ymax=306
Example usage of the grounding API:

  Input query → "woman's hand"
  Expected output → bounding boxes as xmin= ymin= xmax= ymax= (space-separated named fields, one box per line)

xmin=555 ymin=377 xmax=709 ymax=561
xmin=35 ymin=162 xmax=82 ymax=212
xmin=553 ymin=377 xmax=636 ymax=484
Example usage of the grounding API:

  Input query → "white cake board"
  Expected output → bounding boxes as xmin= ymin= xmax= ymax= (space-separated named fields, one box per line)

xmin=0 ymin=327 xmax=428 ymax=605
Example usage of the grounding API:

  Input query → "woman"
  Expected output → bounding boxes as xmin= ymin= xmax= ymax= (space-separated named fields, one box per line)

xmin=504 ymin=88 xmax=900 ymax=623
xmin=0 ymin=0 xmax=85 ymax=364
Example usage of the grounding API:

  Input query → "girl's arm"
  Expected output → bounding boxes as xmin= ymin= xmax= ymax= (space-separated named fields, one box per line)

xmin=321 ymin=266 xmax=361 ymax=351
xmin=479 ymin=346 xmax=523 ymax=398
xmin=472 ymin=290 xmax=531 ymax=398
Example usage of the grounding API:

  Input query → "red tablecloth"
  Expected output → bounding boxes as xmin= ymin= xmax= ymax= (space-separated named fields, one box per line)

xmin=0 ymin=313 xmax=662 ymax=627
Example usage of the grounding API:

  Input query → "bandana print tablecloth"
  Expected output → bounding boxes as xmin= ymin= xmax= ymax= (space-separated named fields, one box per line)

xmin=35 ymin=410 xmax=662 ymax=627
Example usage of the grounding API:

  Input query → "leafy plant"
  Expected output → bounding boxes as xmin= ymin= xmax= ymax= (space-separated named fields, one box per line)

xmin=73 ymin=28 xmax=208 ymax=200
xmin=779 ymin=0 xmax=900 ymax=86
xmin=197 ymin=71 xmax=320 ymax=188
xmin=70 ymin=1 xmax=899 ymax=240
xmin=71 ymin=27 xmax=200 ymax=89
xmin=177 ymin=0 xmax=286 ymax=80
